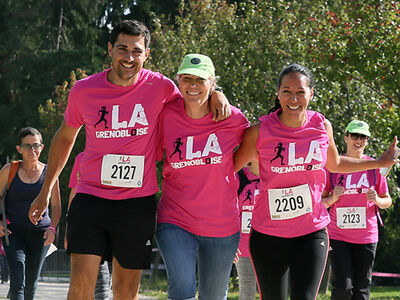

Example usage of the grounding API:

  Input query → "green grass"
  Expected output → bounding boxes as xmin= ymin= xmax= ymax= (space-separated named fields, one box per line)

xmin=40 ymin=272 xmax=70 ymax=278
xmin=140 ymin=273 xmax=400 ymax=299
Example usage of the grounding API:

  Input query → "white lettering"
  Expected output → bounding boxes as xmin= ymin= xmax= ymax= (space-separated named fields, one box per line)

xmin=171 ymin=156 xmax=223 ymax=169
xmin=95 ymin=129 xmax=152 ymax=139
xmin=271 ymin=163 xmax=324 ymax=174
xmin=128 ymin=104 xmax=149 ymax=127
xmin=288 ymin=143 xmax=304 ymax=165
xmin=111 ymin=104 xmax=149 ymax=129
xmin=357 ymin=173 xmax=370 ymax=188
xmin=304 ymin=140 xmax=323 ymax=163
xmin=202 ymin=133 xmax=222 ymax=156
xmin=186 ymin=136 xmax=202 ymax=159
xmin=346 ymin=175 xmax=357 ymax=189
xmin=112 ymin=105 xmax=128 ymax=129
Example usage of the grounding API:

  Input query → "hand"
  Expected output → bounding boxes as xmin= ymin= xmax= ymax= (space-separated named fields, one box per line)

xmin=377 ymin=136 xmax=399 ymax=168
xmin=366 ymin=188 xmax=378 ymax=205
xmin=29 ymin=191 xmax=50 ymax=225
xmin=210 ymin=91 xmax=231 ymax=122
xmin=0 ymin=223 xmax=11 ymax=238
xmin=233 ymin=248 xmax=242 ymax=264
xmin=43 ymin=228 xmax=55 ymax=246
xmin=332 ymin=185 xmax=345 ymax=201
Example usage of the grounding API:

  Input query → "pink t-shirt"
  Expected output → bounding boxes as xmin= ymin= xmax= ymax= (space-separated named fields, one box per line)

xmin=252 ymin=109 xmax=330 ymax=238
xmin=64 ymin=68 xmax=180 ymax=200
xmin=238 ymin=167 xmax=260 ymax=257
xmin=68 ymin=152 xmax=84 ymax=189
xmin=325 ymin=156 xmax=388 ymax=244
xmin=157 ymin=98 xmax=249 ymax=237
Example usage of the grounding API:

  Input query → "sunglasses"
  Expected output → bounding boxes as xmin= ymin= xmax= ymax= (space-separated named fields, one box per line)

xmin=20 ymin=143 xmax=43 ymax=150
xmin=349 ymin=133 xmax=369 ymax=141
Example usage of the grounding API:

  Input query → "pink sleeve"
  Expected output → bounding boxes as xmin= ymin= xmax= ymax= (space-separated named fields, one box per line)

xmin=68 ymin=153 xmax=83 ymax=188
xmin=232 ymin=106 xmax=250 ymax=141
xmin=324 ymin=169 xmax=333 ymax=193
xmin=375 ymin=169 xmax=389 ymax=195
xmin=64 ymin=84 xmax=85 ymax=128
xmin=163 ymin=78 xmax=181 ymax=105
xmin=155 ymin=110 xmax=165 ymax=162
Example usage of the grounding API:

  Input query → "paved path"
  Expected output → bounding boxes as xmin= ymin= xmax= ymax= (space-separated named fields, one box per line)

xmin=0 ymin=281 xmax=158 ymax=299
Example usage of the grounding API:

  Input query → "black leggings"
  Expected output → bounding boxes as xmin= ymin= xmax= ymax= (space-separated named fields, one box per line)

xmin=250 ymin=228 xmax=329 ymax=300
xmin=330 ymin=239 xmax=377 ymax=300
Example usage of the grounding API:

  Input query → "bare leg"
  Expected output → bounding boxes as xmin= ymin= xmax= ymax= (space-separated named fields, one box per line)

xmin=112 ymin=257 xmax=142 ymax=300
xmin=68 ymin=254 xmax=102 ymax=300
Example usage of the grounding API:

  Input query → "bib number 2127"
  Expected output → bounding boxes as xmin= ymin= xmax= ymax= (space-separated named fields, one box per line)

xmin=101 ymin=154 xmax=144 ymax=188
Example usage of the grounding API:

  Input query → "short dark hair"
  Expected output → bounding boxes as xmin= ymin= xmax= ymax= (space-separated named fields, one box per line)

xmin=18 ymin=127 xmax=42 ymax=144
xmin=110 ymin=20 xmax=151 ymax=48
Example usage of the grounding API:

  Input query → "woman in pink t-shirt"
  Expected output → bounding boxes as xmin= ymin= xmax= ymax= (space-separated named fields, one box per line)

xmin=233 ymin=64 xmax=398 ymax=300
xmin=156 ymin=54 xmax=249 ymax=300
xmin=322 ymin=120 xmax=392 ymax=300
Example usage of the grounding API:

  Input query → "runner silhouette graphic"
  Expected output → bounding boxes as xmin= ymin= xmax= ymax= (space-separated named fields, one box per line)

xmin=94 ymin=106 xmax=109 ymax=128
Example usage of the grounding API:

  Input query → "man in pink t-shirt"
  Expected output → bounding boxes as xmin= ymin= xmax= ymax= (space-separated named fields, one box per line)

xmin=27 ymin=20 xmax=230 ymax=299
xmin=322 ymin=120 xmax=392 ymax=300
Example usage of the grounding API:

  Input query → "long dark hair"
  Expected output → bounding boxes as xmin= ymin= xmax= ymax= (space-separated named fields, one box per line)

xmin=268 ymin=64 xmax=315 ymax=114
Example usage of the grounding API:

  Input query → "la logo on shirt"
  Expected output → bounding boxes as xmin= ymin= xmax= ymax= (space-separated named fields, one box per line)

xmin=339 ymin=173 xmax=371 ymax=195
xmin=95 ymin=104 xmax=150 ymax=139
xmin=170 ymin=133 xmax=223 ymax=169
xmin=270 ymin=140 xmax=325 ymax=174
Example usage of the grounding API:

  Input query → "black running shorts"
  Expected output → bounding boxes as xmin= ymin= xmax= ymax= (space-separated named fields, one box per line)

xmin=67 ymin=193 xmax=156 ymax=269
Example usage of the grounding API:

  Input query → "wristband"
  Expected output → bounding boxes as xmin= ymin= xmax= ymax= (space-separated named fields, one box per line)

xmin=48 ymin=226 xmax=56 ymax=235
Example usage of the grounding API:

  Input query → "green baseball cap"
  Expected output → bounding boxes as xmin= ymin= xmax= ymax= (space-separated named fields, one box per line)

xmin=345 ymin=120 xmax=371 ymax=137
xmin=177 ymin=54 xmax=215 ymax=80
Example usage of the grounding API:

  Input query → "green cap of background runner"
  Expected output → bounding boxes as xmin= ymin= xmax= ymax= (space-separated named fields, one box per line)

xmin=177 ymin=54 xmax=215 ymax=79
xmin=345 ymin=120 xmax=371 ymax=137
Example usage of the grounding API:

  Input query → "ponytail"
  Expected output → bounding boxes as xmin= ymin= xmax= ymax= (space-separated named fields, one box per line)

xmin=268 ymin=96 xmax=281 ymax=114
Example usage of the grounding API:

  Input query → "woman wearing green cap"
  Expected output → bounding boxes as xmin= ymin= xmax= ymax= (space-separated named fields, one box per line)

xmin=322 ymin=120 xmax=392 ymax=300
xmin=156 ymin=54 xmax=249 ymax=300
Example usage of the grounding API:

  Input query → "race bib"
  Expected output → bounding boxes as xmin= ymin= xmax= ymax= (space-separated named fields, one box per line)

xmin=268 ymin=184 xmax=313 ymax=220
xmin=336 ymin=207 xmax=366 ymax=229
xmin=241 ymin=211 xmax=252 ymax=233
xmin=101 ymin=154 xmax=144 ymax=188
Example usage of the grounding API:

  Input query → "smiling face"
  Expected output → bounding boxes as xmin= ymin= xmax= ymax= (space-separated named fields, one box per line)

xmin=107 ymin=33 xmax=150 ymax=87
xmin=277 ymin=72 xmax=314 ymax=127
xmin=344 ymin=132 xmax=369 ymax=157
xmin=178 ymin=74 xmax=215 ymax=106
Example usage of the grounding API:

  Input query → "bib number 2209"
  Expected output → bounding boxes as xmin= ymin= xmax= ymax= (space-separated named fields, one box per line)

xmin=268 ymin=184 xmax=313 ymax=220
xmin=274 ymin=196 xmax=305 ymax=212
xmin=101 ymin=154 xmax=144 ymax=188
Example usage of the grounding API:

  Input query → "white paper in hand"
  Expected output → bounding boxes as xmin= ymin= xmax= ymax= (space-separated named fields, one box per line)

xmin=46 ymin=243 xmax=58 ymax=257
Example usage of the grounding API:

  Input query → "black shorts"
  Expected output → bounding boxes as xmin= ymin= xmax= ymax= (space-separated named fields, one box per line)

xmin=67 ymin=193 xmax=156 ymax=269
